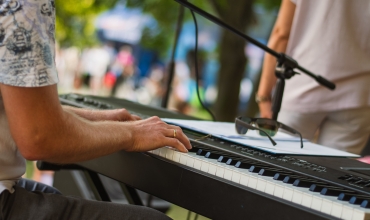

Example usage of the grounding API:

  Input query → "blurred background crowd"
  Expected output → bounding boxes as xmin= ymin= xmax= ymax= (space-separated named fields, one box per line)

xmin=54 ymin=0 xmax=280 ymax=120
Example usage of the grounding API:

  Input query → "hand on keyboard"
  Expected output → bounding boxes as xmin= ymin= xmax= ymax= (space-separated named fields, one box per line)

xmin=113 ymin=108 xmax=142 ymax=121
xmin=127 ymin=116 xmax=192 ymax=153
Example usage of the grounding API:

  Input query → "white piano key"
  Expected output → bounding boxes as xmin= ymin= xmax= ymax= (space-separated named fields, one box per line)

xmin=200 ymin=161 xmax=210 ymax=172
xmin=216 ymin=165 xmax=225 ymax=178
xmin=172 ymin=151 xmax=181 ymax=162
xmin=311 ymin=196 xmax=323 ymax=211
xmin=208 ymin=163 xmax=217 ymax=175
xmin=186 ymin=156 xmax=195 ymax=167
xmin=352 ymin=208 xmax=370 ymax=220
xmin=224 ymin=167 xmax=233 ymax=181
xmin=326 ymin=196 xmax=351 ymax=218
xmin=282 ymin=186 xmax=294 ymax=201
xmin=342 ymin=205 xmax=355 ymax=220
xmin=159 ymin=148 xmax=167 ymax=157
xmin=232 ymin=171 xmax=241 ymax=183
xmin=265 ymin=180 xmax=275 ymax=195
xmin=273 ymin=182 xmax=285 ymax=198
xmin=247 ymin=173 xmax=259 ymax=189
xmin=290 ymin=187 xmax=315 ymax=207
xmin=165 ymin=148 xmax=174 ymax=160
xmin=179 ymin=154 xmax=188 ymax=165
xmin=321 ymin=197 xmax=335 ymax=215
xmin=292 ymin=189 xmax=303 ymax=204
xmin=240 ymin=172 xmax=249 ymax=187
xmin=331 ymin=201 xmax=343 ymax=219
xmin=193 ymin=158 xmax=202 ymax=170
xmin=256 ymin=178 xmax=267 ymax=192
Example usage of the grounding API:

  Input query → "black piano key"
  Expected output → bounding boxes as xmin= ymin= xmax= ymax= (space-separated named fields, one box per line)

xmin=189 ymin=146 xmax=201 ymax=153
xmin=218 ymin=155 xmax=239 ymax=163
xmin=274 ymin=173 xmax=290 ymax=181
xmin=259 ymin=169 xmax=288 ymax=177
xmin=361 ymin=200 xmax=370 ymax=209
xmin=320 ymin=188 xmax=356 ymax=197
xmin=349 ymin=196 xmax=370 ymax=205
xmin=282 ymin=175 xmax=310 ymax=184
xmin=205 ymin=152 xmax=222 ymax=159
xmin=196 ymin=149 xmax=208 ymax=156
xmin=226 ymin=159 xmax=238 ymax=166
xmin=310 ymin=184 xmax=342 ymax=193
xmin=293 ymin=179 xmax=328 ymax=188
xmin=235 ymin=161 xmax=254 ymax=169
xmin=338 ymin=193 xmax=359 ymax=201
xmin=217 ymin=156 xmax=229 ymax=163
xmin=249 ymin=166 xmax=270 ymax=173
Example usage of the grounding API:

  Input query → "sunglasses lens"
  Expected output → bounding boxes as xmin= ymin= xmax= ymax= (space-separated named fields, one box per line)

xmin=235 ymin=122 xmax=249 ymax=134
xmin=256 ymin=120 xmax=278 ymax=137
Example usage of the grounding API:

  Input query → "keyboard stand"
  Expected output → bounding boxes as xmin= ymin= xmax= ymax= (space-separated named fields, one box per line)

xmin=37 ymin=161 xmax=144 ymax=206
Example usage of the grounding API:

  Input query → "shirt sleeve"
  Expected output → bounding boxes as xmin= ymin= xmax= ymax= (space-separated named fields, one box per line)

xmin=0 ymin=0 xmax=58 ymax=87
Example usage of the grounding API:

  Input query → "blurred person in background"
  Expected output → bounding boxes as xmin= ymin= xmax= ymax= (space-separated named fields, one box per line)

xmin=169 ymin=50 xmax=210 ymax=119
xmin=257 ymin=0 xmax=370 ymax=154
xmin=111 ymin=45 xmax=138 ymax=99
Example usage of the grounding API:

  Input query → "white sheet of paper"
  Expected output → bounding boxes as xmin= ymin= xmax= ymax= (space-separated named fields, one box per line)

xmin=162 ymin=118 xmax=359 ymax=158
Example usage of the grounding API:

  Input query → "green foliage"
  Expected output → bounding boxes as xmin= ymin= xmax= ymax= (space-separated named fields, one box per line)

xmin=55 ymin=0 xmax=118 ymax=48
xmin=55 ymin=0 xmax=280 ymax=52
xmin=255 ymin=0 xmax=281 ymax=11
xmin=126 ymin=0 xmax=213 ymax=58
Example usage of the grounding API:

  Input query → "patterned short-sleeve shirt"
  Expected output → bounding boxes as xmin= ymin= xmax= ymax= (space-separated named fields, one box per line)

xmin=0 ymin=0 xmax=58 ymax=86
xmin=0 ymin=0 xmax=58 ymax=194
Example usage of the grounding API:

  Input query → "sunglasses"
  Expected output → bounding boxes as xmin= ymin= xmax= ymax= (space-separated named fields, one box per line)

xmin=235 ymin=116 xmax=304 ymax=148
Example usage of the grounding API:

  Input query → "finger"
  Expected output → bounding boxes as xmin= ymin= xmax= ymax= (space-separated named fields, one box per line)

xmin=131 ymin=114 xmax=142 ymax=120
xmin=166 ymin=126 xmax=192 ymax=150
xmin=164 ymin=137 xmax=188 ymax=153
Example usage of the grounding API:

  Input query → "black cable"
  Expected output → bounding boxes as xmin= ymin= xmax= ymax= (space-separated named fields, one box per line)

xmin=189 ymin=10 xmax=216 ymax=121
xmin=161 ymin=5 xmax=185 ymax=108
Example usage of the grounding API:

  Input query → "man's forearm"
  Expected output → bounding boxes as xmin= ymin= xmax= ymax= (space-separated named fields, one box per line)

xmin=29 ymin=109 xmax=134 ymax=163
xmin=62 ymin=105 xmax=134 ymax=122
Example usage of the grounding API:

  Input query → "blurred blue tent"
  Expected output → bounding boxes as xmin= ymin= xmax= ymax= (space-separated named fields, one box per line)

xmin=95 ymin=4 xmax=153 ymax=45
xmin=95 ymin=4 xmax=159 ymax=79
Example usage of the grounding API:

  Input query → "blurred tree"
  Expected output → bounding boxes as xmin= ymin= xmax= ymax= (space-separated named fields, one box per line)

xmin=127 ymin=0 xmax=281 ymax=121
xmin=208 ymin=0 xmax=254 ymax=121
xmin=126 ymin=0 xmax=254 ymax=121
xmin=55 ymin=0 xmax=118 ymax=48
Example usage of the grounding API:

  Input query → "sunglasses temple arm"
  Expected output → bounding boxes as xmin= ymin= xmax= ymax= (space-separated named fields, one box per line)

xmin=280 ymin=123 xmax=304 ymax=148
xmin=258 ymin=129 xmax=277 ymax=146
xmin=299 ymin=133 xmax=304 ymax=149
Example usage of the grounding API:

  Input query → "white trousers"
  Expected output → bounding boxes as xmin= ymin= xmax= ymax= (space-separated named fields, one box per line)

xmin=278 ymin=107 xmax=370 ymax=155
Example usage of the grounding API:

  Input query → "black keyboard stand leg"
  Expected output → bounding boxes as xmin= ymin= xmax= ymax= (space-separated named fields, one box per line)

xmin=119 ymin=182 xmax=143 ymax=206
xmin=84 ymin=170 xmax=111 ymax=202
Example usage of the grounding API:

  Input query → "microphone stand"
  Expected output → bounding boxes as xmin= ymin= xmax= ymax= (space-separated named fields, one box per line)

xmin=161 ymin=4 xmax=185 ymax=108
xmin=173 ymin=0 xmax=336 ymax=120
